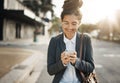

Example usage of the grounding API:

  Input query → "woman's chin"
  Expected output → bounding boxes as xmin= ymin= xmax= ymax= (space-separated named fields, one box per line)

xmin=66 ymin=34 xmax=74 ymax=39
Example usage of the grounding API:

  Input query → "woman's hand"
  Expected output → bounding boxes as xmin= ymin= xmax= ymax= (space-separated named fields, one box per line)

xmin=69 ymin=51 xmax=77 ymax=65
xmin=61 ymin=51 xmax=70 ymax=66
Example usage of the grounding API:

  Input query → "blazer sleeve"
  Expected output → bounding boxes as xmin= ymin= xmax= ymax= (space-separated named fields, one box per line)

xmin=75 ymin=35 xmax=95 ymax=74
xmin=47 ymin=37 xmax=65 ymax=75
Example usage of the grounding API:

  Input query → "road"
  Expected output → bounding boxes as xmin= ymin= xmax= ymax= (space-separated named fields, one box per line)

xmin=36 ymin=39 xmax=120 ymax=83
xmin=93 ymin=39 xmax=120 ymax=83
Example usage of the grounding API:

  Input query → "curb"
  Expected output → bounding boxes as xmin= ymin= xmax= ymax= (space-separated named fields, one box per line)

xmin=22 ymin=55 xmax=45 ymax=83
xmin=0 ymin=52 xmax=43 ymax=83
xmin=0 ymin=42 xmax=31 ymax=46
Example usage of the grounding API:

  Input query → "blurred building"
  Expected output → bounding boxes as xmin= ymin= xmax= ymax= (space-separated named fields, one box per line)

xmin=96 ymin=10 xmax=120 ymax=41
xmin=0 ymin=0 xmax=53 ymax=41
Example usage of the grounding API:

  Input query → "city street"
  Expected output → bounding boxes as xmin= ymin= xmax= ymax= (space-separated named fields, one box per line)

xmin=93 ymin=39 xmax=120 ymax=83
xmin=1 ymin=38 xmax=120 ymax=83
xmin=1 ymin=0 xmax=120 ymax=83
xmin=36 ymin=39 xmax=120 ymax=83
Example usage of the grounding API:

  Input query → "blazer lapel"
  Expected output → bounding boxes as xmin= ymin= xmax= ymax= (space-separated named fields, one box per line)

xmin=59 ymin=33 xmax=66 ymax=52
xmin=76 ymin=32 xmax=81 ymax=58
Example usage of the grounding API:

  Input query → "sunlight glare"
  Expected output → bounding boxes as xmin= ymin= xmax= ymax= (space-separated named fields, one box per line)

xmin=52 ymin=0 xmax=120 ymax=24
xmin=81 ymin=0 xmax=120 ymax=23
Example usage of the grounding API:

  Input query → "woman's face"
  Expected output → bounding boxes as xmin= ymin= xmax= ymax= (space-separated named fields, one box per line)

xmin=62 ymin=14 xmax=80 ymax=39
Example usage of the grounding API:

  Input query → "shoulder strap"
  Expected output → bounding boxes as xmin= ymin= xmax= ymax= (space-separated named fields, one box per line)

xmin=79 ymin=33 xmax=98 ymax=83
xmin=80 ymin=33 xmax=84 ymax=60
xmin=80 ymin=33 xmax=87 ymax=81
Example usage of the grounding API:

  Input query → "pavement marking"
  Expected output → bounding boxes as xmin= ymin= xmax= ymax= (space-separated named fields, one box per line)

xmin=95 ymin=64 xmax=103 ymax=68
xmin=103 ymin=54 xmax=120 ymax=58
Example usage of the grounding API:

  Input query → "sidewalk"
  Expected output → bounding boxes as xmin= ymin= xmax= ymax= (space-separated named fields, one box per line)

xmin=0 ymin=47 xmax=32 ymax=78
xmin=0 ymin=35 xmax=50 ymax=46
xmin=0 ymin=35 xmax=49 ymax=83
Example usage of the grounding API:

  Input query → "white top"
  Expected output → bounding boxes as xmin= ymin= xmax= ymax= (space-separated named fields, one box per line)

xmin=60 ymin=33 xmax=80 ymax=83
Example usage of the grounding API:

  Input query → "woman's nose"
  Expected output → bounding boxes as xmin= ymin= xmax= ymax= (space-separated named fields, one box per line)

xmin=68 ymin=24 xmax=73 ymax=29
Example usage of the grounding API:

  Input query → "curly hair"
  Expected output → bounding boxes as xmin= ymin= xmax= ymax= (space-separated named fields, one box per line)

xmin=61 ymin=0 xmax=83 ymax=21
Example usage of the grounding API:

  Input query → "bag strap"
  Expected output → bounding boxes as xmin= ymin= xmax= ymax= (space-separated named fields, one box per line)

xmin=79 ymin=33 xmax=87 ymax=81
xmin=79 ymin=33 xmax=98 ymax=83
xmin=80 ymin=33 xmax=84 ymax=60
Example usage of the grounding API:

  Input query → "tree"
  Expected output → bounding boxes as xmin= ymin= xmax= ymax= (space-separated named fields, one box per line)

xmin=21 ymin=0 xmax=54 ymax=16
xmin=79 ymin=24 xmax=97 ymax=33
xmin=48 ymin=16 xmax=61 ymax=36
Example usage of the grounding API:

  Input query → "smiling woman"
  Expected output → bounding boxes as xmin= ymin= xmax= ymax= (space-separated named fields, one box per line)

xmin=61 ymin=15 xmax=80 ymax=39
xmin=47 ymin=0 xmax=95 ymax=83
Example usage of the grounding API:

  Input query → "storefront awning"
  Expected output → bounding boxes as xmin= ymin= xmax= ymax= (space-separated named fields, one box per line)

xmin=3 ymin=9 xmax=43 ymax=26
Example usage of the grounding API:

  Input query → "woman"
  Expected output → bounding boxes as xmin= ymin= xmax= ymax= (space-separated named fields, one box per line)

xmin=47 ymin=0 xmax=95 ymax=83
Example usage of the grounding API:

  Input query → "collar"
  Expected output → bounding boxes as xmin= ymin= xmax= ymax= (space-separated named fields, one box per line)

xmin=64 ymin=33 xmax=76 ymax=44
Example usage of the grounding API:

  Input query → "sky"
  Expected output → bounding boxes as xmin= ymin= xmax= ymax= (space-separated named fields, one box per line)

xmin=52 ymin=0 xmax=120 ymax=24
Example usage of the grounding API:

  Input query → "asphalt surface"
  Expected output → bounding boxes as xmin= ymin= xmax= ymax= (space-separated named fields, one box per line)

xmin=0 ymin=47 xmax=33 ymax=78
xmin=93 ymin=39 xmax=120 ymax=83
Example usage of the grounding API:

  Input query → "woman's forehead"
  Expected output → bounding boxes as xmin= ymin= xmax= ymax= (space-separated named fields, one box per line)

xmin=63 ymin=15 xmax=79 ymax=22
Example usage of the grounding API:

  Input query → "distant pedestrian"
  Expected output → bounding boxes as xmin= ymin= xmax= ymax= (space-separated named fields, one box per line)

xmin=47 ymin=0 xmax=95 ymax=83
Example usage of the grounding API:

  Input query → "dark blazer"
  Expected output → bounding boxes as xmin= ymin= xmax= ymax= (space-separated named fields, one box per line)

xmin=47 ymin=32 xmax=95 ymax=83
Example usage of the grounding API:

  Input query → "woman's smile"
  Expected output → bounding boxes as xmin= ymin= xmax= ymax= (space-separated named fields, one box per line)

xmin=62 ymin=15 xmax=80 ymax=39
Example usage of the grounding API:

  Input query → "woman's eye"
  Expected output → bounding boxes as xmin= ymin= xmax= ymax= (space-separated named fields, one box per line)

xmin=62 ymin=22 xmax=69 ymax=25
xmin=72 ymin=23 xmax=77 ymax=26
xmin=65 ymin=22 xmax=69 ymax=25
